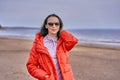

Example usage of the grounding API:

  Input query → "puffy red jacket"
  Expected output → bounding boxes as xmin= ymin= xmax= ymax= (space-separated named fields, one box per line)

xmin=26 ymin=30 xmax=78 ymax=80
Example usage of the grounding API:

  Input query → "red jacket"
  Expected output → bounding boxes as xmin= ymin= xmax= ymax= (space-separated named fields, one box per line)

xmin=26 ymin=30 xmax=78 ymax=80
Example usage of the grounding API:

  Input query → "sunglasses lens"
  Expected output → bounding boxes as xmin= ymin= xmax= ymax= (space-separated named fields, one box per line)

xmin=48 ymin=23 xmax=54 ymax=26
xmin=48 ymin=23 xmax=60 ymax=26
xmin=55 ymin=23 xmax=59 ymax=26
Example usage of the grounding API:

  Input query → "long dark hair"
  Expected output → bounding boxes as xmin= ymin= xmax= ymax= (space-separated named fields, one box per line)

xmin=40 ymin=14 xmax=63 ymax=38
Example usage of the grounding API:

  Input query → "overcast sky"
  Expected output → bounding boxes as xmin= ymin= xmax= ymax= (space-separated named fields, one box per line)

xmin=0 ymin=0 xmax=120 ymax=29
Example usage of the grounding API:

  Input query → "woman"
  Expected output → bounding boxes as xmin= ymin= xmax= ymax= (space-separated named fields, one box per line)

xmin=26 ymin=14 xmax=78 ymax=80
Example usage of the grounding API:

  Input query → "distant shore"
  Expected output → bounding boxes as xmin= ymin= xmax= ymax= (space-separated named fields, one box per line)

xmin=0 ymin=27 xmax=5 ymax=30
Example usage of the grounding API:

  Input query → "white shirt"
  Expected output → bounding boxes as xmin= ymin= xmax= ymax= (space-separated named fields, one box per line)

xmin=43 ymin=35 xmax=63 ymax=80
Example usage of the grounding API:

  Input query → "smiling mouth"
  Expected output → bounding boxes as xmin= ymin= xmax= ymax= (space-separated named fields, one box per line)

xmin=51 ymin=29 xmax=57 ymax=31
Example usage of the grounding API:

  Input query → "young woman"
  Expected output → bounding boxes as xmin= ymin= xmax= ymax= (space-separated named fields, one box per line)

xmin=26 ymin=14 xmax=78 ymax=80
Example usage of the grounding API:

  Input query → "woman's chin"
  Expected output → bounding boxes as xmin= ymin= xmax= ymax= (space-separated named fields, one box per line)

xmin=50 ymin=31 xmax=58 ymax=35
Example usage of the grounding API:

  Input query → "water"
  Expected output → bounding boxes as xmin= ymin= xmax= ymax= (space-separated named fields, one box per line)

xmin=68 ymin=29 xmax=120 ymax=48
xmin=0 ymin=27 xmax=120 ymax=48
xmin=0 ymin=27 xmax=39 ymax=40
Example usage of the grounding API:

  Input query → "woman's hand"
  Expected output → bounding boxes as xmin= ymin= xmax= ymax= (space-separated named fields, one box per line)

xmin=45 ymin=74 xmax=50 ymax=78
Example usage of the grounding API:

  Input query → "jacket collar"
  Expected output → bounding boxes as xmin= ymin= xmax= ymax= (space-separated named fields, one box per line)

xmin=34 ymin=32 xmax=62 ymax=54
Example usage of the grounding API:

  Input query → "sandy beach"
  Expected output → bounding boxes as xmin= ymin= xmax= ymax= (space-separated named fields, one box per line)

xmin=0 ymin=37 xmax=120 ymax=80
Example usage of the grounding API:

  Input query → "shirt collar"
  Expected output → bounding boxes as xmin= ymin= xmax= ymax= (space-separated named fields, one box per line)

xmin=45 ymin=35 xmax=57 ymax=42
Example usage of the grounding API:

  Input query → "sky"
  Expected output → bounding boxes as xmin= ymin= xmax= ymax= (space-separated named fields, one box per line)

xmin=0 ymin=0 xmax=120 ymax=29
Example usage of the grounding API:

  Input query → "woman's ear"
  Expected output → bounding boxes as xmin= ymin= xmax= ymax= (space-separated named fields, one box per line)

xmin=45 ymin=25 xmax=48 ymax=29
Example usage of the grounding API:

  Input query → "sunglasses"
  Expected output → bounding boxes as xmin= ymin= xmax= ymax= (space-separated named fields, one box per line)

xmin=47 ymin=22 xmax=60 ymax=26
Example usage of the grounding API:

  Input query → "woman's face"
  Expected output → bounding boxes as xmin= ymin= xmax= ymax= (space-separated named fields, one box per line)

xmin=45 ymin=16 xmax=60 ymax=37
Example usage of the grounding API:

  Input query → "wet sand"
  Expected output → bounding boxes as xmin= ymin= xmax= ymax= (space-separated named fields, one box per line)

xmin=0 ymin=37 xmax=120 ymax=80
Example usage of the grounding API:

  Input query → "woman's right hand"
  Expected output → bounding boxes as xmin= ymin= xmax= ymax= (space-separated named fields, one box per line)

xmin=45 ymin=74 xmax=50 ymax=78
xmin=45 ymin=74 xmax=50 ymax=80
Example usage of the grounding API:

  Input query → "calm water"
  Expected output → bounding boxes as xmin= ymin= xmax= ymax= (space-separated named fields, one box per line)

xmin=68 ymin=29 xmax=120 ymax=48
xmin=0 ymin=27 xmax=120 ymax=47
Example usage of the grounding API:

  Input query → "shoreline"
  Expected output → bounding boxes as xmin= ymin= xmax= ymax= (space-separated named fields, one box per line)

xmin=1 ymin=36 xmax=120 ymax=50
xmin=0 ymin=27 xmax=120 ymax=49
xmin=77 ymin=42 xmax=120 ymax=50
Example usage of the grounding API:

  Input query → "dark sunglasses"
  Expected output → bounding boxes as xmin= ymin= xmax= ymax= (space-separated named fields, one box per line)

xmin=47 ymin=22 xmax=60 ymax=26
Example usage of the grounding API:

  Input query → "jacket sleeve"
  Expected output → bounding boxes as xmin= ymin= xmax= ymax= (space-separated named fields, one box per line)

xmin=60 ymin=30 xmax=78 ymax=51
xmin=26 ymin=42 xmax=47 ymax=80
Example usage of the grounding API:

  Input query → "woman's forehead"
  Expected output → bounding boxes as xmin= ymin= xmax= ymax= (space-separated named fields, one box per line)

xmin=47 ymin=17 xmax=59 ymax=22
